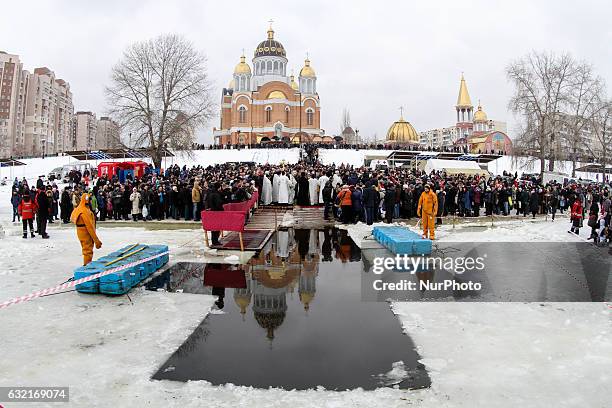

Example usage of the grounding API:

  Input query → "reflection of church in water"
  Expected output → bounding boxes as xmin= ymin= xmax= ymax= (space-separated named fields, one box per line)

xmin=232 ymin=229 xmax=360 ymax=340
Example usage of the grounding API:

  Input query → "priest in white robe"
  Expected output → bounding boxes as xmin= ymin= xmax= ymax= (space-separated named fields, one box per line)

xmin=272 ymin=172 xmax=280 ymax=203
xmin=261 ymin=172 xmax=273 ymax=205
xmin=277 ymin=171 xmax=290 ymax=204
xmin=308 ymin=173 xmax=319 ymax=205
xmin=287 ymin=171 xmax=297 ymax=204
xmin=318 ymin=173 xmax=330 ymax=204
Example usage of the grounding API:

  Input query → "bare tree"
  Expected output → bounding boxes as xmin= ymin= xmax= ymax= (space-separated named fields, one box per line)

xmin=587 ymin=98 xmax=612 ymax=182
xmin=105 ymin=34 xmax=215 ymax=168
xmin=340 ymin=107 xmax=351 ymax=133
xmin=561 ymin=62 xmax=604 ymax=176
xmin=506 ymin=52 xmax=577 ymax=175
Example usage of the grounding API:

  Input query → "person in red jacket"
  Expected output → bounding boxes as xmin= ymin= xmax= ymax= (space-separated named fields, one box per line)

xmin=569 ymin=197 xmax=583 ymax=235
xmin=18 ymin=194 xmax=37 ymax=238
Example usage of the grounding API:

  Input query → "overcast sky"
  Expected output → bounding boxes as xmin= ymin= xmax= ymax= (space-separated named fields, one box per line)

xmin=2 ymin=0 xmax=610 ymax=143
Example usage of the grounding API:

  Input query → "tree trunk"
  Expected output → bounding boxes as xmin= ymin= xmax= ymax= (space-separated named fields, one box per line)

xmin=548 ymin=132 xmax=555 ymax=172
xmin=152 ymin=149 xmax=162 ymax=170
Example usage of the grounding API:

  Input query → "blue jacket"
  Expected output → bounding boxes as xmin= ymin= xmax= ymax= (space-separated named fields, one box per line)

xmin=351 ymin=189 xmax=363 ymax=210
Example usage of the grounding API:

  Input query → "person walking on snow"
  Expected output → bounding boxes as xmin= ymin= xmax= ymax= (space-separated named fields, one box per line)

xmin=569 ymin=197 xmax=583 ymax=235
xmin=71 ymin=193 xmax=102 ymax=265
xmin=417 ymin=183 xmax=438 ymax=240
xmin=18 ymin=194 xmax=36 ymax=238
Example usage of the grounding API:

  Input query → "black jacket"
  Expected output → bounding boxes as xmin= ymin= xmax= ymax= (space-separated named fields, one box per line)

xmin=206 ymin=188 xmax=224 ymax=211
xmin=362 ymin=186 xmax=376 ymax=207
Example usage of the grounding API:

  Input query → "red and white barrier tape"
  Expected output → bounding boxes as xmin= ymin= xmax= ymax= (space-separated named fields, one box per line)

xmin=0 ymin=251 xmax=169 ymax=311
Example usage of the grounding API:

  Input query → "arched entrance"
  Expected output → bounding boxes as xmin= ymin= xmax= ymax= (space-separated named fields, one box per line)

xmin=274 ymin=123 xmax=283 ymax=139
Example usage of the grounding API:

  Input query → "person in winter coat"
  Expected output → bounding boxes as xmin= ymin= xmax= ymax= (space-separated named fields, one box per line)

xmin=521 ymin=188 xmax=530 ymax=217
xmin=472 ymin=186 xmax=481 ymax=217
xmin=129 ymin=187 xmax=142 ymax=221
xmin=362 ymin=182 xmax=377 ymax=225
xmin=18 ymin=194 xmax=37 ymax=238
xmin=296 ymin=172 xmax=310 ymax=206
xmin=529 ymin=189 xmax=539 ymax=219
xmin=155 ymin=186 xmax=165 ymax=221
xmin=484 ymin=187 xmax=493 ymax=216
xmin=436 ymin=189 xmax=446 ymax=225
xmin=205 ymin=182 xmax=224 ymax=246
xmin=417 ymin=184 xmax=439 ymax=240
xmin=60 ymin=187 xmax=72 ymax=223
xmin=112 ymin=187 xmax=123 ymax=220
xmin=192 ymin=180 xmax=202 ymax=221
xmin=569 ymin=197 xmax=583 ymax=234
xmin=462 ymin=187 xmax=472 ymax=217
xmin=337 ymin=185 xmax=353 ymax=224
xmin=351 ymin=185 xmax=363 ymax=223
xmin=400 ymin=185 xmax=413 ymax=219
xmin=170 ymin=185 xmax=180 ymax=219
xmin=121 ymin=186 xmax=131 ymax=220
xmin=383 ymin=183 xmax=396 ymax=224
xmin=322 ymin=181 xmax=334 ymax=220
xmin=51 ymin=186 xmax=59 ymax=221
xmin=11 ymin=190 xmax=21 ymax=222
xmin=587 ymin=201 xmax=600 ymax=240
xmin=36 ymin=188 xmax=50 ymax=238
xmin=96 ymin=187 xmax=107 ymax=222
xmin=71 ymin=193 xmax=102 ymax=265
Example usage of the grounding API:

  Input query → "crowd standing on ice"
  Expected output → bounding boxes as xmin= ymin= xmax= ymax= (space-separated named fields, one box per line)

xmin=9 ymin=160 xmax=611 ymax=244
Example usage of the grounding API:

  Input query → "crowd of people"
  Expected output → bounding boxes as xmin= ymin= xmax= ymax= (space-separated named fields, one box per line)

xmin=9 ymin=159 xmax=611 ymax=244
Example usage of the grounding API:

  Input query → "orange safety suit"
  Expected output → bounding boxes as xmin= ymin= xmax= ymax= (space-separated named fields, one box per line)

xmin=417 ymin=189 xmax=438 ymax=240
xmin=70 ymin=194 xmax=102 ymax=265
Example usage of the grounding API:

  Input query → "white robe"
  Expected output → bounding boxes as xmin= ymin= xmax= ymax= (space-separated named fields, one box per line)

xmin=308 ymin=178 xmax=319 ymax=205
xmin=262 ymin=175 xmax=273 ymax=205
xmin=277 ymin=174 xmax=290 ymax=204
xmin=318 ymin=175 xmax=329 ymax=203
xmin=272 ymin=174 xmax=280 ymax=203
xmin=332 ymin=174 xmax=343 ymax=188
xmin=288 ymin=174 xmax=297 ymax=204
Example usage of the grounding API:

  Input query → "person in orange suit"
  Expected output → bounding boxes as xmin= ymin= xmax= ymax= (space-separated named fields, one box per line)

xmin=417 ymin=183 xmax=439 ymax=240
xmin=70 ymin=193 xmax=102 ymax=265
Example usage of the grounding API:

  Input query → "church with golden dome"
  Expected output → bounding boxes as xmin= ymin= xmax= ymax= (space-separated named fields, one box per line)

xmin=213 ymin=24 xmax=322 ymax=146
xmin=419 ymin=74 xmax=513 ymax=154
xmin=385 ymin=107 xmax=420 ymax=145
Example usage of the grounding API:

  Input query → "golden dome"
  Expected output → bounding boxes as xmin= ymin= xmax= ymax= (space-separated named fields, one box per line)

xmin=228 ymin=79 xmax=235 ymax=89
xmin=267 ymin=90 xmax=287 ymax=99
xmin=386 ymin=115 xmax=419 ymax=143
xmin=299 ymin=58 xmax=316 ymax=77
xmin=290 ymin=74 xmax=298 ymax=90
xmin=473 ymin=103 xmax=488 ymax=122
xmin=234 ymin=55 xmax=251 ymax=75
xmin=456 ymin=73 xmax=472 ymax=107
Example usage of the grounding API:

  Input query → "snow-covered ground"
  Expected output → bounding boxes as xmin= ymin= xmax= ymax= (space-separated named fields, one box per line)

xmin=1 ymin=157 xmax=611 ymax=407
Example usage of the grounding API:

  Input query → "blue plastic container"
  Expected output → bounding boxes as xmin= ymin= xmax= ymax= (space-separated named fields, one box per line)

xmin=372 ymin=226 xmax=432 ymax=255
xmin=74 ymin=244 xmax=169 ymax=294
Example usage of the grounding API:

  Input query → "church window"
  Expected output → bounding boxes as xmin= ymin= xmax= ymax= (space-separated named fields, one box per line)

xmin=239 ymin=106 xmax=247 ymax=123
xmin=273 ymin=61 xmax=279 ymax=73
xmin=265 ymin=106 xmax=272 ymax=122
xmin=285 ymin=107 xmax=290 ymax=123
xmin=306 ymin=108 xmax=313 ymax=125
xmin=266 ymin=61 xmax=272 ymax=73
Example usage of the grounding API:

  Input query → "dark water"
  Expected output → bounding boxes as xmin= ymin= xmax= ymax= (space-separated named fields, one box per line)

xmin=149 ymin=228 xmax=431 ymax=390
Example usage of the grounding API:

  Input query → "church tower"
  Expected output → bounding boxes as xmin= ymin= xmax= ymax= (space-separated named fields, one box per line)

xmin=455 ymin=74 xmax=474 ymax=137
